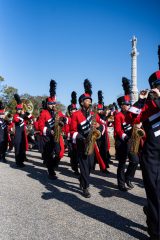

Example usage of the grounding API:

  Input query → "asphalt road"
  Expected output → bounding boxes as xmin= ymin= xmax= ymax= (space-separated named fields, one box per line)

xmin=0 ymin=149 xmax=149 ymax=240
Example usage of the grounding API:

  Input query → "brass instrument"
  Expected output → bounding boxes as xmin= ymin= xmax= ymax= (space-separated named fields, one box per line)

xmin=139 ymin=89 xmax=157 ymax=100
xmin=22 ymin=99 xmax=34 ymax=114
xmin=26 ymin=121 xmax=34 ymax=136
xmin=84 ymin=105 xmax=101 ymax=156
xmin=53 ymin=105 xmax=62 ymax=143
xmin=130 ymin=124 xmax=145 ymax=154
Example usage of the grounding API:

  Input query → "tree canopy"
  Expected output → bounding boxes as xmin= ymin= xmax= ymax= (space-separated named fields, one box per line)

xmin=0 ymin=76 xmax=66 ymax=116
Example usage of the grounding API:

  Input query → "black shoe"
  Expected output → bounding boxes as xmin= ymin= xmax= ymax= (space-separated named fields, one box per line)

xmin=101 ymin=169 xmax=111 ymax=174
xmin=16 ymin=162 xmax=25 ymax=168
xmin=3 ymin=159 xmax=7 ymax=163
xmin=126 ymin=180 xmax=134 ymax=189
xmin=118 ymin=186 xmax=128 ymax=192
xmin=48 ymin=174 xmax=57 ymax=180
xmin=48 ymin=171 xmax=57 ymax=180
xmin=82 ymin=188 xmax=91 ymax=198
xmin=1 ymin=158 xmax=7 ymax=163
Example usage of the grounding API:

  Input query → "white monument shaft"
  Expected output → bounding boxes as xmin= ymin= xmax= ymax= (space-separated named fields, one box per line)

xmin=130 ymin=36 xmax=139 ymax=104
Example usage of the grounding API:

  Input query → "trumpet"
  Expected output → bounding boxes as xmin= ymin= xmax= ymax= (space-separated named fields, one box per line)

xmin=139 ymin=89 xmax=157 ymax=99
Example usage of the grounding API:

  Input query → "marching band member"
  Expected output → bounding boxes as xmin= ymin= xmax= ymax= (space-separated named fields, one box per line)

xmin=70 ymin=79 xmax=105 ymax=198
xmin=13 ymin=94 xmax=32 ymax=167
xmin=0 ymin=101 xmax=8 ymax=163
xmin=38 ymin=80 xmax=66 ymax=179
xmin=6 ymin=113 xmax=15 ymax=151
xmin=114 ymin=95 xmax=138 ymax=191
xmin=126 ymin=70 xmax=160 ymax=240
xmin=27 ymin=118 xmax=35 ymax=150
xmin=114 ymin=78 xmax=139 ymax=191
xmin=32 ymin=117 xmax=40 ymax=150
xmin=96 ymin=90 xmax=111 ymax=172
xmin=66 ymin=91 xmax=79 ymax=175
xmin=36 ymin=100 xmax=47 ymax=162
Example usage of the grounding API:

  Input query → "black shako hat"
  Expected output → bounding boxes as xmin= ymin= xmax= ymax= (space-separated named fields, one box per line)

xmin=148 ymin=70 xmax=160 ymax=89
xmin=79 ymin=79 xmax=92 ymax=106
xmin=68 ymin=91 xmax=77 ymax=112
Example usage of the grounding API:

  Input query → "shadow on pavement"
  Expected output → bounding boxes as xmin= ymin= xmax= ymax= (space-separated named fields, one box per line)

xmin=41 ymin=183 xmax=148 ymax=240
xmin=5 ymin=153 xmax=148 ymax=240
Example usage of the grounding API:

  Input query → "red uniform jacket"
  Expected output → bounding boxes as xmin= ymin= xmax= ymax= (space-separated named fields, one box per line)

xmin=38 ymin=109 xmax=66 ymax=158
xmin=7 ymin=121 xmax=15 ymax=142
xmin=70 ymin=109 xmax=106 ymax=170
xmin=70 ymin=110 xmax=105 ymax=142
xmin=126 ymin=99 xmax=160 ymax=150
xmin=114 ymin=111 xmax=132 ymax=140
xmin=13 ymin=113 xmax=32 ymax=151
xmin=62 ymin=116 xmax=71 ymax=140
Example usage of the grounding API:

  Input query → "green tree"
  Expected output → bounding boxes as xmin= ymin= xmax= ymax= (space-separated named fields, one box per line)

xmin=0 ymin=78 xmax=67 ymax=116
xmin=2 ymin=86 xmax=18 ymax=103
xmin=0 ymin=76 xmax=4 ymax=82
xmin=56 ymin=101 xmax=66 ymax=113
xmin=0 ymin=76 xmax=5 ymax=95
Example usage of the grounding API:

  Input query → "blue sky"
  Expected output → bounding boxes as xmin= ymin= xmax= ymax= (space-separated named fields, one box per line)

xmin=0 ymin=0 xmax=160 ymax=107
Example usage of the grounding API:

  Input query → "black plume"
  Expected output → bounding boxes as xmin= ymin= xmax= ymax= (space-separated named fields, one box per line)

xmin=0 ymin=101 xmax=5 ymax=110
xmin=14 ymin=94 xmax=22 ymax=104
xmin=98 ymin=90 xmax=103 ymax=104
xmin=113 ymin=102 xmax=118 ymax=110
xmin=84 ymin=79 xmax=92 ymax=96
xmin=42 ymin=100 xmax=47 ymax=109
xmin=50 ymin=79 xmax=57 ymax=97
xmin=71 ymin=91 xmax=77 ymax=104
xmin=122 ymin=77 xmax=131 ymax=95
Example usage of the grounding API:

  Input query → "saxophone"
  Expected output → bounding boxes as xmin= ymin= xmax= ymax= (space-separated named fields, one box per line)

xmin=53 ymin=105 xmax=62 ymax=143
xmin=84 ymin=105 xmax=101 ymax=156
xmin=130 ymin=124 xmax=145 ymax=154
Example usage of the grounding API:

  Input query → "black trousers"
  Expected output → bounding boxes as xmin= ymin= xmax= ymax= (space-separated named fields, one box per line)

xmin=69 ymin=141 xmax=78 ymax=171
xmin=14 ymin=137 xmax=26 ymax=164
xmin=140 ymin=149 xmax=160 ymax=239
xmin=77 ymin=139 xmax=95 ymax=189
xmin=43 ymin=136 xmax=60 ymax=175
xmin=0 ymin=140 xmax=8 ymax=161
xmin=115 ymin=138 xmax=139 ymax=187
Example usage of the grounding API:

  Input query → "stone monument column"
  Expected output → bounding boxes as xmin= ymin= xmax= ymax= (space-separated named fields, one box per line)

xmin=130 ymin=36 xmax=139 ymax=105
